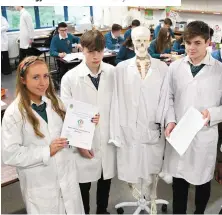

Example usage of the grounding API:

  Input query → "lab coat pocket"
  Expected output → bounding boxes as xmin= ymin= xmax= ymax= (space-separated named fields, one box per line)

xmin=140 ymin=122 xmax=160 ymax=145
xmin=27 ymin=187 xmax=60 ymax=214
xmin=120 ymin=126 xmax=136 ymax=147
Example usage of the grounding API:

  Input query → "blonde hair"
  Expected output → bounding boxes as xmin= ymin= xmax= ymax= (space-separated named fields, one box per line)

xmin=16 ymin=56 xmax=65 ymax=138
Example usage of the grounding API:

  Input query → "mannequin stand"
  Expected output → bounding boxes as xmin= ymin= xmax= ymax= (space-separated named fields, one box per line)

xmin=115 ymin=177 xmax=169 ymax=214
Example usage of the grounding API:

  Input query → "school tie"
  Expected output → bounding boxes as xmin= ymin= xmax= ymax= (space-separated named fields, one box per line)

xmin=189 ymin=62 xmax=206 ymax=77
xmin=88 ymin=73 xmax=101 ymax=90
xmin=31 ymin=102 xmax=48 ymax=123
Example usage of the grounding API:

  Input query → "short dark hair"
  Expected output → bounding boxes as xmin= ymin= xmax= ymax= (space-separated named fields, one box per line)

xmin=184 ymin=21 xmax=210 ymax=42
xmin=58 ymin=22 xmax=67 ymax=29
xmin=80 ymin=30 xmax=105 ymax=51
xmin=112 ymin=24 xmax=122 ymax=32
xmin=132 ymin=19 xmax=140 ymax=27
xmin=164 ymin=18 xmax=173 ymax=26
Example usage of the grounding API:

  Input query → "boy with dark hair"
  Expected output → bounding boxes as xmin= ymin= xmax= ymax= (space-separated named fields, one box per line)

xmin=60 ymin=30 xmax=116 ymax=214
xmin=124 ymin=19 xmax=140 ymax=40
xmin=104 ymin=23 xmax=124 ymax=50
xmin=163 ymin=20 xmax=222 ymax=214
xmin=50 ymin=22 xmax=81 ymax=57
xmin=153 ymin=17 xmax=175 ymax=39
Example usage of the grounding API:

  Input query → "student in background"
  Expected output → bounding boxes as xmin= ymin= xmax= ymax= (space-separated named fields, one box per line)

xmin=50 ymin=22 xmax=81 ymax=58
xmin=115 ymin=36 xmax=135 ymax=64
xmin=61 ymin=30 xmax=116 ymax=214
xmin=153 ymin=18 xmax=175 ymax=40
xmin=148 ymin=28 xmax=172 ymax=59
xmin=172 ymin=36 xmax=185 ymax=54
xmin=1 ymin=56 xmax=84 ymax=214
xmin=124 ymin=19 xmax=140 ymax=40
xmin=104 ymin=24 xmax=124 ymax=50
xmin=15 ymin=7 xmax=35 ymax=62
xmin=1 ymin=15 xmax=11 ymax=75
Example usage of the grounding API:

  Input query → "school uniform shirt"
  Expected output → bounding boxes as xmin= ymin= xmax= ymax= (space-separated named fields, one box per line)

xmin=60 ymin=61 xmax=117 ymax=183
xmin=104 ymin=31 xmax=124 ymax=50
xmin=50 ymin=33 xmax=80 ymax=57
xmin=19 ymin=8 xmax=34 ymax=49
xmin=172 ymin=40 xmax=185 ymax=55
xmin=124 ymin=28 xmax=131 ymax=40
xmin=153 ymin=24 xmax=175 ymax=40
xmin=162 ymin=52 xmax=222 ymax=185
xmin=115 ymin=45 xmax=135 ymax=64
xmin=148 ymin=39 xmax=171 ymax=59
xmin=1 ymin=95 xmax=84 ymax=214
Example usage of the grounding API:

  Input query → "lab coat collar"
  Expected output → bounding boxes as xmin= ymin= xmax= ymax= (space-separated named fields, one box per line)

xmin=78 ymin=61 xmax=105 ymax=77
xmin=184 ymin=51 xmax=215 ymax=66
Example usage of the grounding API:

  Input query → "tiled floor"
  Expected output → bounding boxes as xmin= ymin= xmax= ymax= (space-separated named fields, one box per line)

xmin=1 ymin=70 xmax=222 ymax=214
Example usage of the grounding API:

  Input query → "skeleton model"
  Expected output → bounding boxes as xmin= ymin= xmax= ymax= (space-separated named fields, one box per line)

xmin=115 ymin=26 xmax=169 ymax=215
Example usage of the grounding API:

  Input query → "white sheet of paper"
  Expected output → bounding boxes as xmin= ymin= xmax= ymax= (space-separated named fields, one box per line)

xmin=1 ymin=100 xmax=6 ymax=107
xmin=166 ymin=107 xmax=208 ymax=156
xmin=63 ymin=53 xmax=84 ymax=62
xmin=61 ymin=100 xmax=98 ymax=150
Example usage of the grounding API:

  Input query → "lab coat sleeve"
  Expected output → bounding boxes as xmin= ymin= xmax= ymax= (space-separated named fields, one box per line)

xmin=1 ymin=17 xmax=9 ymax=33
xmin=1 ymin=113 xmax=50 ymax=168
xmin=50 ymin=36 xmax=59 ymax=57
xmin=24 ymin=13 xmax=34 ymax=39
xmin=60 ymin=73 xmax=72 ymax=110
xmin=165 ymin=64 xmax=176 ymax=125
xmin=208 ymin=103 xmax=222 ymax=127
xmin=115 ymin=46 xmax=127 ymax=65
xmin=108 ymin=71 xmax=122 ymax=147
xmin=148 ymin=41 xmax=161 ymax=59
xmin=155 ymin=63 xmax=170 ymax=128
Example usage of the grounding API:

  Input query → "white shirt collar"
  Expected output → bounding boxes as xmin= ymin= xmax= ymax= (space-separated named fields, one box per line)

xmin=59 ymin=34 xmax=68 ymax=40
xmin=184 ymin=51 xmax=214 ymax=66
xmin=30 ymin=96 xmax=48 ymax=106
xmin=111 ymin=32 xmax=117 ymax=39
xmin=79 ymin=61 xmax=105 ymax=78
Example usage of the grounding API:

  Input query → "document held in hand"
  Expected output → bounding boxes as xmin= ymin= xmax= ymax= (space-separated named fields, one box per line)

xmin=166 ymin=107 xmax=208 ymax=156
xmin=61 ymin=100 xmax=98 ymax=150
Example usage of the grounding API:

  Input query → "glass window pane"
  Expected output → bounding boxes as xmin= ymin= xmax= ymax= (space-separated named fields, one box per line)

xmin=68 ymin=6 xmax=91 ymax=25
xmin=39 ymin=6 xmax=65 ymax=28
xmin=5 ymin=6 xmax=35 ymax=30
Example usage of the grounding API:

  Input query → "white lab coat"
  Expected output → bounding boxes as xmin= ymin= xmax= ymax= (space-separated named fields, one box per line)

xmin=1 ymin=16 xmax=9 ymax=51
xmin=162 ymin=54 xmax=222 ymax=185
xmin=1 ymin=96 xmax=84 ymax=214
xmin=19 ymin=8 xmax=34 ymax=49
xmin=109 ymin=56 xmax=169 ymax=184
xmin=60 ymin=61 xmax=117 ymax=183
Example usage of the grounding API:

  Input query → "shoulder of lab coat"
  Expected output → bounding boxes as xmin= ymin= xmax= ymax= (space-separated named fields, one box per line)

xmin=1 ymin=98 xmax=50 ymax=168
xmin=60 ymin=61 xmax=114 ymax=109
xmin=1 ymin=16 xmax=9 ymax=32
xmin=207 ymin=57 xmax=222 ymax=126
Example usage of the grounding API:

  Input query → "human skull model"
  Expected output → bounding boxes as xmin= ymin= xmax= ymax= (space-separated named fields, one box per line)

xmin=131 ymin=26 xmax=150 ymax=58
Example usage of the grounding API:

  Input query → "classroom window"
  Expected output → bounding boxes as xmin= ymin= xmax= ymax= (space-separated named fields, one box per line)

xmin=38 ymin=6 xmax=65 ymax=27
xmin=5 ymin=6 xmax=36 ymax=30
xmin=68 ymin=6 xmax=91 ymax=25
